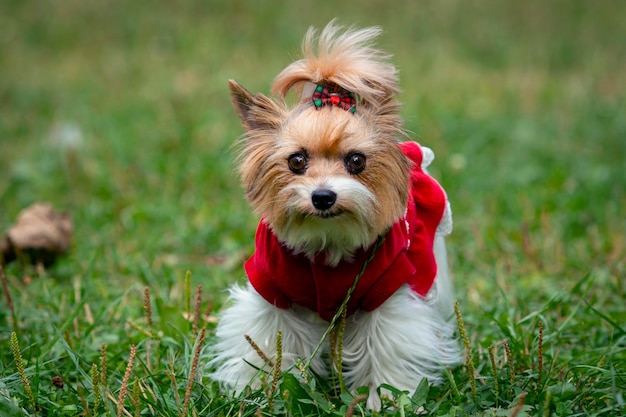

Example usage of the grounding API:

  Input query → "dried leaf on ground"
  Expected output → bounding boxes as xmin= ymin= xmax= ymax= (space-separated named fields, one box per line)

xmin=0 ymin=203 xmax=73 ymax=266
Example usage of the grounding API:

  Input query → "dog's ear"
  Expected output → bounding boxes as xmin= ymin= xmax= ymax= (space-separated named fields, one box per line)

xmin=229 ymin=79 xmax=285 ymax=132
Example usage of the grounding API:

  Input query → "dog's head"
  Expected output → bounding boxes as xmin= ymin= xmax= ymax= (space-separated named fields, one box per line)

xmin=230 ymin=22 xmax=411 ymax=266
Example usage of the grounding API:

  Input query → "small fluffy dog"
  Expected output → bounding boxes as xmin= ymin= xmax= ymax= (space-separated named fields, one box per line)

xmin=210 ymin=22 xmax=460 ymax=409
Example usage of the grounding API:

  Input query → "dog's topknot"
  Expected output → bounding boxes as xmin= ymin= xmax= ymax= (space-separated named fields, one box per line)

xmin=271 ymin=20 xmax=400 ymax=108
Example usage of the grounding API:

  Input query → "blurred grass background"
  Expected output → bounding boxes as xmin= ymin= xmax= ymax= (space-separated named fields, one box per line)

xmin=0 ymin=0 xmax=624 ymax=414
xmin=1 ymin=0 xmax=623 ymax=298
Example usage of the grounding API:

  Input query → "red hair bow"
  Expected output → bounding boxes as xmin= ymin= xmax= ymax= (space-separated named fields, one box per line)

xmin=311 ymin=84 xmax=356 ymax=114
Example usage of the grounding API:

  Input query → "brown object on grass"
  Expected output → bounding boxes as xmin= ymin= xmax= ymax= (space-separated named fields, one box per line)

xmin=0 ymin=203 xmax=72 ymax=266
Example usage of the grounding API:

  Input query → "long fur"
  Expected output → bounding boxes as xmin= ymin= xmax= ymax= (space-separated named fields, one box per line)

xmin=209 ymin=258 xmax=460 ymax=409
xmin=343 ymin=285 xmax=460 ymax=409
xmin=210 ymin=22 xmax=461 ymax=410
xmin=208 ymin=284 xmax=328 ymax=389
xmin=272 ymin=20 xmax=400 ymax=107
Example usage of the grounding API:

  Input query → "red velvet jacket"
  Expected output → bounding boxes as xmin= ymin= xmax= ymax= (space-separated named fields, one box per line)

xmin=244 ymin=141 xmax=447 ymax=321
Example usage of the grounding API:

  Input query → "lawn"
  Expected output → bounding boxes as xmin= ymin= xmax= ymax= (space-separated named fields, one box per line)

xmin=1 ymin=0 xmax=624 ymax=415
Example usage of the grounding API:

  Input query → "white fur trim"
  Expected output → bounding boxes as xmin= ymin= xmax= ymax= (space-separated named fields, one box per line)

xmin=420 ymin=145 xmax=435 ymax=169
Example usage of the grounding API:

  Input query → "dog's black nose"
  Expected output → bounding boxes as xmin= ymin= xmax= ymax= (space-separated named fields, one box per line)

xmin=311 ymin=189 xmax=337 ymax=210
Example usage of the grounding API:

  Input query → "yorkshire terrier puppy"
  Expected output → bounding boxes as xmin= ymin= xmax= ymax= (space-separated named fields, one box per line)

xmin=210 ymin=22 xmax=460 ymax=409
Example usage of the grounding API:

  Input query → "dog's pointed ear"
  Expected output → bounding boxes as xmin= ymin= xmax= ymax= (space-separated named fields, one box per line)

xmin=229 ymin=79 xmax=285 ymax=132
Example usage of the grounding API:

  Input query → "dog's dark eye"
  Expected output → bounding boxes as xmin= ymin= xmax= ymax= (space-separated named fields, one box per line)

xmin=344 ymin=152 xmax=366 ymax=175
xmin=288 ymin=153 xmax=308 ymax=174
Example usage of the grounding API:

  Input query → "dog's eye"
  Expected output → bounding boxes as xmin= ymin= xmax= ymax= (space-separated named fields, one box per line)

xmin=288 ymin=153 xmax=308 ymax=174
xmin=344 ymin=152 xmax=366 ymax=175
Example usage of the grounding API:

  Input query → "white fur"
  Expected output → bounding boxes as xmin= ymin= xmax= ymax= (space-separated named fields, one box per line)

xmin=342 ymin=250 xmax=460 ymax=409
xmin=432 ymin=235 xmax=455 ymax=319
xmin=208 ymin=284 xmax=328 ymax=391
xmin=277 ymin=176 xmax=379 ymax=266
xmin=209 ymin=238 xmax=460 ymax=410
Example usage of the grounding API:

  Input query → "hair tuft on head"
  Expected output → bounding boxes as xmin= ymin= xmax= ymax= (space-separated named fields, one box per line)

xmin=271 ymin=20 xmax=400 ymax=108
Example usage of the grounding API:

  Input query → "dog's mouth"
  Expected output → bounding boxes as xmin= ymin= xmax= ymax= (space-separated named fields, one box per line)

xmin=312 ymin=210 xmax=344 ymax=219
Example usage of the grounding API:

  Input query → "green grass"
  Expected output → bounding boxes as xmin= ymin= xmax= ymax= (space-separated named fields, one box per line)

xmin=1 ymin=0 xmax=624 ymax=415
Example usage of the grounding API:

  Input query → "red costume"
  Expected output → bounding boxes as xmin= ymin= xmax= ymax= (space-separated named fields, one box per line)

xmin=244 ymin=141 xmax=447 ymax=321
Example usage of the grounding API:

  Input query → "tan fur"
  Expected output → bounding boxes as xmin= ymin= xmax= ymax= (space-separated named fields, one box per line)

xmin=230 ymin=22 xmax=411 ymax=264
xmin=271 ymin=20 xmax=400 ymax=108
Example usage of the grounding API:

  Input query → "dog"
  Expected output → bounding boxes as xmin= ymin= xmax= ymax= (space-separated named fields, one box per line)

xmin=210 ymin=22 xmax=460 ymax=410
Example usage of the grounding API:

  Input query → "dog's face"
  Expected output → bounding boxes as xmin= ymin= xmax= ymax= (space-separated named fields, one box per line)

xmin=230 ymin=80 xmax=410 ymax=265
